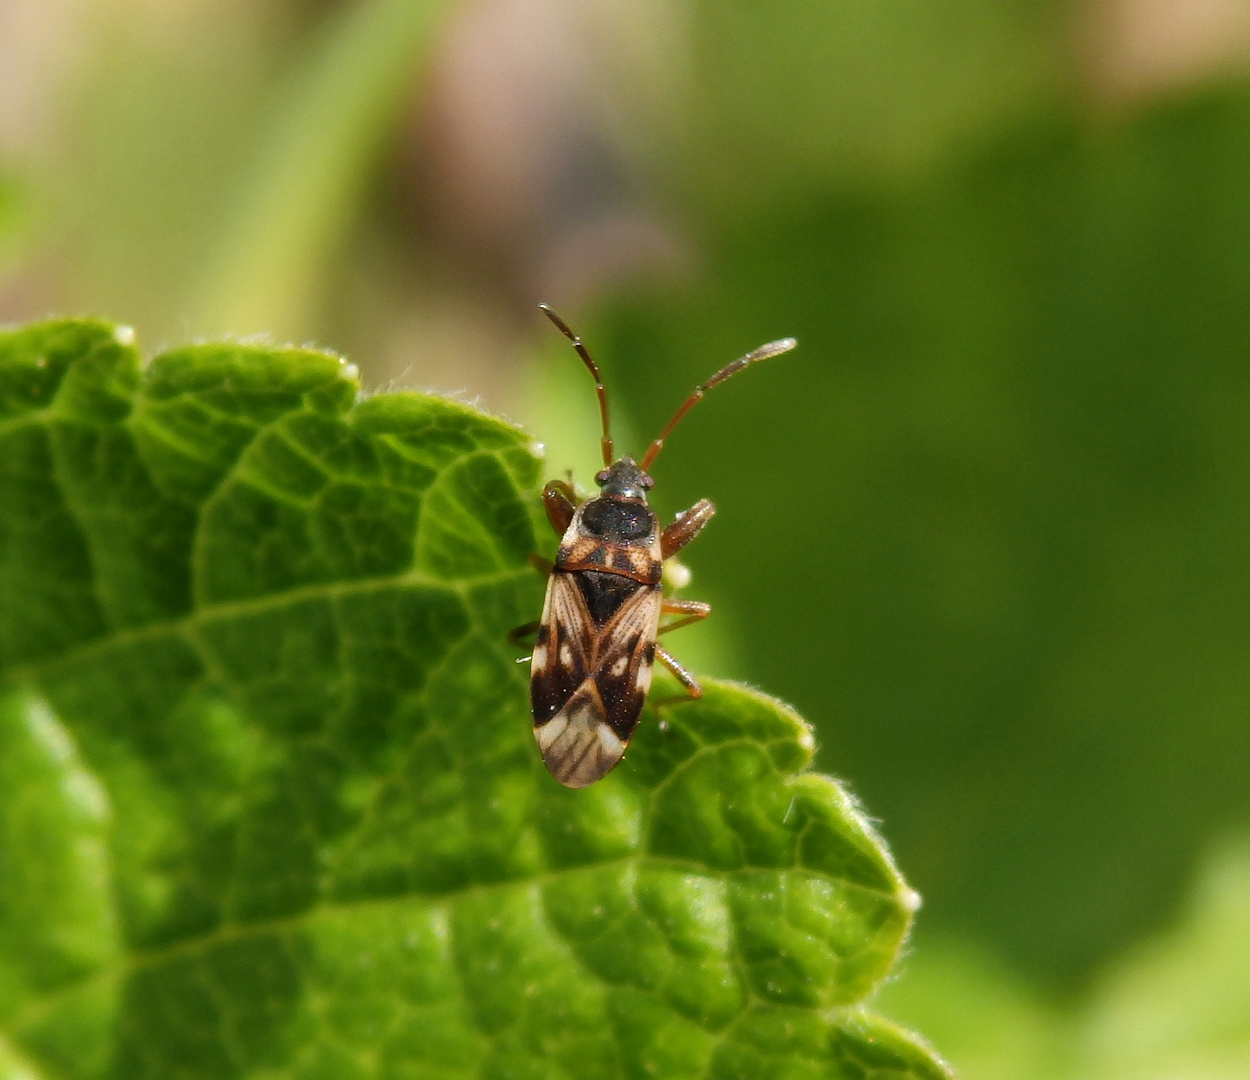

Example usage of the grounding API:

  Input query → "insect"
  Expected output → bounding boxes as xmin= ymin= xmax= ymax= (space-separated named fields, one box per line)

xmin=516 ymin=304 xmax=796 ymax=788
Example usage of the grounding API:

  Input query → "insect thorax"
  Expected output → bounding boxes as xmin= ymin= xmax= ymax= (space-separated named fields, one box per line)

xmin=557 ymin=495 xmax=662 ymax=584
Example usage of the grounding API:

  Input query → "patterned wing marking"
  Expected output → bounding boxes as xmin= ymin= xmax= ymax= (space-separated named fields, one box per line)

xmin=534 ymin=681 xmax=626 ymax=788
xmin=531 ymin=573 xmax=663 ymax=786
xmin=591 ymin=583 xmax=662 ymax=741
xmin=531 ymin=571 xmax=592 ymax=725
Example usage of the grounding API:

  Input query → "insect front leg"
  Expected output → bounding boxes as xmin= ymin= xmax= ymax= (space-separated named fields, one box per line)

xmin=542 ymin=480 xmax=579 ymax=536
xmin=527 ymin=553 xmax=554 ymax=576
xmin=659 ymin=598 xmax=711 ymax=636
xmin=661 ymin=499 xmax=715 ymax=559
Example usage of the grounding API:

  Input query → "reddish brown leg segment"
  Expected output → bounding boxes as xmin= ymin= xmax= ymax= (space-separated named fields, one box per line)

xmin=653 ymin=644 xmax=703 ymax=702
xmin=659 ymin=598 xmax=711 ymax=636
xmin=661 ymin=499 xmax=715 ymax=559
xmin=542 ymin=480 xmax=579 ymax=536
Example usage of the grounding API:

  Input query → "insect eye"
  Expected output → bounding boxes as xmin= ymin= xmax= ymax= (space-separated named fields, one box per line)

xmin=595 ymin=469 xmax=609 ymax=485
xmin=641 ymin=474 xmax=654 ymax=489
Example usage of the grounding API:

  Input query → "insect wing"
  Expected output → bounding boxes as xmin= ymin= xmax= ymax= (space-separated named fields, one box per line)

xmin=590 ymin=580 xmax=660 ymax=733
xmin=531 ymin=572 xmax=661 ymax=787
xmin=530 ymin=571 xmax=589 ymax=724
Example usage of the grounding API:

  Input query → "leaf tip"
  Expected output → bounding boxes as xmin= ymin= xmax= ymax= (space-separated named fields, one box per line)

xmin=797 ymin=722 xmax=816 ymax=755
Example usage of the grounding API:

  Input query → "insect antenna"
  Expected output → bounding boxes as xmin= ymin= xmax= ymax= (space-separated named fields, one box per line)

xmin=539 ymin=304 xmax=614 ymax=467
xmin=639 ymin=336 xmax=796 ymax=471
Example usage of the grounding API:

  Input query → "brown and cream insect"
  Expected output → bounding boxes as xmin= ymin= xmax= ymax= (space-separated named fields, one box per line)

xmin=514 ymin=305 xmax=796 ymax=788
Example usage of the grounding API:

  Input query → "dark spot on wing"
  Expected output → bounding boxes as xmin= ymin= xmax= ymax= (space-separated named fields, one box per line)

xmin=575 ymin=571 xmax=643 ymax=626
xmin=531 ymin=575 xmax=589 ymax=724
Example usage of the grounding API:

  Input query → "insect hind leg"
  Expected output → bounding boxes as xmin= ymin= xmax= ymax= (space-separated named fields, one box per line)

xmin=650 ymin=643 xmax=703 ymax=710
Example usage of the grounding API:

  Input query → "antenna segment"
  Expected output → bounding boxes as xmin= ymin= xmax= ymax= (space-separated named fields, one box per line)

xmin=539 ymin=304 xmax=614 ymax=467
xmin=639 ymin=337 xmax=796 ymax=471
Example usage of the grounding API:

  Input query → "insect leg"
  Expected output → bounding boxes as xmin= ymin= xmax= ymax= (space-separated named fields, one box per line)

xmin=507 ymin=620 xmax=541 ymax=647
xmin=653 ymin=644 xmax=703 ymax=700
xmin=512 ymin=557 xmax=552 ymax=651
xmin=527 ymin=553 xmax=554 ymax=575
xmin=659 ymin=598 xmax=711 ymax=636
xmin=542 ymin=480 xmax=579 ymax=535
xmin=661 ymin=499 xmax=715 ymax=559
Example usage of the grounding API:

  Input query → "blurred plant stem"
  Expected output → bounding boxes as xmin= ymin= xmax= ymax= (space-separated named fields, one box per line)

xmin=190 ymin=0 xmax=454 ymax=341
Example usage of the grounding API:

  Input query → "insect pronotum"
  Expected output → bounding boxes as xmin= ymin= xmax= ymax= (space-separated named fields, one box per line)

xmin=515 ymin=305 xmax=796 ymax=788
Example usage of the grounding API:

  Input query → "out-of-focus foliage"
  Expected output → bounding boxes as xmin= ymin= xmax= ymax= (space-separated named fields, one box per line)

xmin=874 ymin=936 xmax=1066 ymax=1080
xmin=192 ymin=0 xmax=454 ymax=338
xmin=18 ymin=1 xmax=451 ymax=347
xmin=681 ymin=0 xmax=1060 ymax=209
xmin=874 ymin=838 xmax=1250 ymax=1080
xmin=33 ymin=8 xmax=280 ymax=339
xmin=592 ymin=88 xmax=1250 ymax=984
xmin=1075 ymin=838 xmax=1250 ymax=1080
xmin=0 ymin=175 xmax=22 ymax=267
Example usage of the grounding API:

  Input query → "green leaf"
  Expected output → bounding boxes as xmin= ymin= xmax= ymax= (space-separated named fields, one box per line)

xmin=0 ymin=320 xmax=945 ymax=1078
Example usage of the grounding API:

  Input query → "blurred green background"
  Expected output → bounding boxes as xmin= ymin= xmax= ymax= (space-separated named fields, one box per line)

xmin=3 ymin=0 xmax=1249 ymax=1075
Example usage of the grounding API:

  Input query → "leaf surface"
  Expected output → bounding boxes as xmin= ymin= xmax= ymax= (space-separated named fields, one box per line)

xmin=0 ymin=321 xmax=946 ymax=1079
